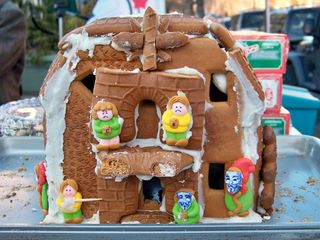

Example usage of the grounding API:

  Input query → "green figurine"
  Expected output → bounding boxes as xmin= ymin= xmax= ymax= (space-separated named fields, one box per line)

xmin=225 ymin=158 xmax=255 ymax=217
xmin=92 ymin=101 xmax=123 ymax=151
xmin=172 ymin=188 xmax=200 ymax=224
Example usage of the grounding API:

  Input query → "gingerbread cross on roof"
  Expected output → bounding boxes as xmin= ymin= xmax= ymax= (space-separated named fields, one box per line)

xmin=111 ymin=7 xmax=189 ymax=71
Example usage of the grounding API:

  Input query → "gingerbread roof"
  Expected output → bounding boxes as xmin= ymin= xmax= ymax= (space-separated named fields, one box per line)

xmin=41 ymin=7 xmax=264 ymax=102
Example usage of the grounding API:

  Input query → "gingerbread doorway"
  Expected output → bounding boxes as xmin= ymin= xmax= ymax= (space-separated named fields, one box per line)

xmin=140 ymin=177 xmax=163 ymax=210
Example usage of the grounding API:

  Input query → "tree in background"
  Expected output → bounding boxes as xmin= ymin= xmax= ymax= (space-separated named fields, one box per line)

xmin=14 ymin=0 xmax=94 ymax=64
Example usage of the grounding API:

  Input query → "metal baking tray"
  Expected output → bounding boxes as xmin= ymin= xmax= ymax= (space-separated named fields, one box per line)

xmin=0 ymin=135 xmax=320 ymax=240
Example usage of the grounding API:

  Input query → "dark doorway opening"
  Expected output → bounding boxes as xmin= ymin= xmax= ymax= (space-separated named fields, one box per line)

xmin=210 ymin=75 xmax=228 ymax=102
xmin=81 ymin=74 xmax=95 ymax=92
xmin=208 ymin=163 xmax=225 ymax=190
xmin=143 ymin=177 xmax=163 ymax=204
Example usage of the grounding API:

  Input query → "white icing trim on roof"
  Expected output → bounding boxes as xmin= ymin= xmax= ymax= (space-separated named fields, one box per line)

xmin=225 ymin=54 xmax=265 ymax=165
xmin=64 ymin=29 xmax=112 ymax=70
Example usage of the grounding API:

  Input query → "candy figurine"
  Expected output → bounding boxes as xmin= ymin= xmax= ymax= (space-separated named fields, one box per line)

xmin=224 ymin=158 xmax=255 ymax=217
xmin=57 ymin=179 xmax=83 ymax=224
xmin=172 ymin=188 xmax=200 ymax=224
xmin=162 ymin=92 xmax=192 ymax=147
xmin=35 ymin=161 xmax=48 ymax=218
xmin=92 ymin=101 xmax=123 ymax=151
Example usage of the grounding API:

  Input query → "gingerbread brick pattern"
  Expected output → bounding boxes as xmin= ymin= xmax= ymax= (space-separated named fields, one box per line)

xmin=93 ymin=69 xmax=206 ymax=150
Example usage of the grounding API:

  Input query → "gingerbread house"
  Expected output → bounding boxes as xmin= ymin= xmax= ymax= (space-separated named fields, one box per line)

xmin=39 ymin=7 xmax=277 ymax=224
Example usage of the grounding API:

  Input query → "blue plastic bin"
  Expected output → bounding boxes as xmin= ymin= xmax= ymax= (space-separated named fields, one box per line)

xmin=282 ymin=85 xmax=320 ymax=135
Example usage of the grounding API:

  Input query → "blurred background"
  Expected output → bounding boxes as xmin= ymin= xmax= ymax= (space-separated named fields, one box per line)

xmin=3 ymin=0 xmax=320 ymax=137
xmin=15 ymin=0 xmax=320 ymax=94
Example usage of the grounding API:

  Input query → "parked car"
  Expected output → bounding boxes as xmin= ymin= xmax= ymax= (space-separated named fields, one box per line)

xmin=229 ymin=9 xmax=289 ymax=32
xmin=284 ymin=7 xmax=320 ymax=91
xmin=270 ymin=9 xmax=288 ymax=33
xmin=283 ymin=7 xmax=320 ymax=50
xmin=230 ymin=10 xmax=265 ymax=31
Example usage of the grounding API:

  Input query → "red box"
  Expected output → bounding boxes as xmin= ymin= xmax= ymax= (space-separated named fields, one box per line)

xmin=257 ymin=74 xmax=283 ymax=113
xmin=262 ymin=107 xmax=291 ymax=135
xmin=232 ymin=31 xmax=289 ymax=74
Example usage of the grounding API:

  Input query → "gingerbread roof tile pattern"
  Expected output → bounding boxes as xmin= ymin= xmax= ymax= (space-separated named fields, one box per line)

xmin=39 ymin=7 xmax=276 ymax=224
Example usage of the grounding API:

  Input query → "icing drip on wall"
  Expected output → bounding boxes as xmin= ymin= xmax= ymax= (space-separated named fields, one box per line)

xmin=225 ymin=55 xmax=265 ymax=165
xmin=40 ymin=30 xmax=113 ymax=223
xmin=40 ymin=65 xmax=74 ymax=224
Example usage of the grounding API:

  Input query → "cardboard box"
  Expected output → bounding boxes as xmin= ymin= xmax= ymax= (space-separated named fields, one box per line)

xmin=258 ymin=74 xmax=283 ymax=113
xmin=232 ymin=31 xmax=289 ymax=74
xmin=262 ymin=107 xmax=291 ymax=135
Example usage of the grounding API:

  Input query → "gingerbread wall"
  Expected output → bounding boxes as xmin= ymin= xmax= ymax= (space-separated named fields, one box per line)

xmin=98 ymin=176 xmax=139 ymax=223
xmin=63 ymin=81 xmax=98 ymax=218
xmin=92 ymin=69 xmax=206 ymax=150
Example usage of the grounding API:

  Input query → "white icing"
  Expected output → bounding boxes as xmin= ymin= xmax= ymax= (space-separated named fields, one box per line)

xmin=164 ymin=67 xmax=206 ymax=83
xmin=127 ymin=68 xmax=141 ymax=73
xmin=121 ymin=221 xmax=141 ymax=224
xmin=203 ymin=17 xmax=213 ymax=30
xmin=212 ymin=73 xmax=227 ymax=94
xmin=40 ymin=65 xmax=75 ymax=224
xmin=160 ymin=195 xmax=166 ymax=212
xmin=205 ymin=101 xmax=213 ymax=112
xmin=159 ymin=163 xmax=176 ymax=177
xmin=134 ymin=105 xmax=139 ymax=139
xmin=92 ymin=144 xmax=102 ymax=176
xmin=111 ymin=151 xmax=129 ymax=155
xmin=225 ymin=55 xmax=265 ymax=164
xmin=235 ymin=40 xmax=245 ymax=50
xmin=115 ymin=176 xmax=127 ymax=182
xmin=40 ymin=29 xmax=114 ymax=224
xmin=263 ymin=215 xmax=271 ymax=220
xmin=64 ymin=30 xmax=112 ymax=70
xmin=136 ymin=175 xmax=153 ymax=181
xmin=201 ymin=210 xmax=262 ymax=223
xmin=139 ymin=54 xmax=144 ymax=64
xmin=186 ymin=34 xmax=209 ymax=39
xmin=198 ymin=173 xmax=205 ymax=219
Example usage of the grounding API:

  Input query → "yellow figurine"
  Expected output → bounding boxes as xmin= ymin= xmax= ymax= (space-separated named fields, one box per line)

xmin=162 ymin=92 xmax=192 ymax=147
xmin=57 ymin=179 xmax=83 ymax=224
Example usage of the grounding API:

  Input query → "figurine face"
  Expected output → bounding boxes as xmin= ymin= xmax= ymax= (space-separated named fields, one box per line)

xmin=97 ymin=110 xmax=113 ymax=121
xmin=177 ymin=191 xmax=192 ymax=211
xmin=63 ymin=185 xmax=76 ymax=198
xmin=172 ymin=102 xmax=188 ymax=116
xmin=225 ymin=171 xmax=242 ymax=195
